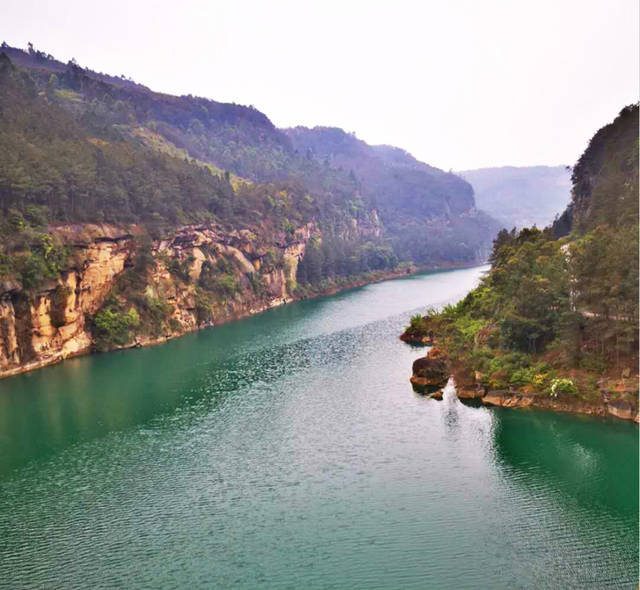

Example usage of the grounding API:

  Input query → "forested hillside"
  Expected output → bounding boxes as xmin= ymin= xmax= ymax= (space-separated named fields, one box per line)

xmin=459 ymin=165 xmax=571 ymax=229
xmin=285 ymin=127 xmax=498 ymax=264
xmin=0 ymin=43 xmax=499 ymax=281
xmin=407 ymin=104 xmax=639 ymax=411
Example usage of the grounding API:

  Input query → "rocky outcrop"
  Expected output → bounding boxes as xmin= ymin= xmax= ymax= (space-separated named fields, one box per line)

xmin=1 ymin=218 xmax=415 ymax=380
xmin=604 ymin=399 xmax=638 ymax=422
xmin=413 ymin=374 xmax=639 ymax=422
xmin=477 ymin=388 xmax=639 ymax=422
xmin=400 ymin=331 xmax=435 ymax=345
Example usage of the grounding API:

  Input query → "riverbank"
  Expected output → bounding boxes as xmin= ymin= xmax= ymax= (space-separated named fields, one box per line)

xmin=0 ymin=255 xmax=480 ymax=380
xmin=457 ymin=380 xmax=638 ymax=422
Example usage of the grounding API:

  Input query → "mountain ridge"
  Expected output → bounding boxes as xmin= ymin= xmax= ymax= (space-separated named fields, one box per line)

xmin=0 ymin=42 xmax=500 ymax=269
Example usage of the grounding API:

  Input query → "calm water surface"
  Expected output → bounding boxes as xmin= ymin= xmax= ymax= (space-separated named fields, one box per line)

xmin=0 ymin=266 xmax=637 ymax=589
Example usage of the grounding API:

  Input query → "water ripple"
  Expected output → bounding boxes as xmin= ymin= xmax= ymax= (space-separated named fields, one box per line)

xmin=0 ymin=266 xmax=637 ymax=589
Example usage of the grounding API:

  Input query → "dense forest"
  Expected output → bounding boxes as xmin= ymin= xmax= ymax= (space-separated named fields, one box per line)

xmin=409 ymin=104 xmax=639 ymax=402
xmin=0 ymin=42 xmax=498 ymax=296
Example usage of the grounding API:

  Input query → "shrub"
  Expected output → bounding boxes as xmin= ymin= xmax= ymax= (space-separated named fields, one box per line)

xmin=579 ymin=352 xmax=607 ymax=374
xmin=194 ymin=289 xmax=214 ymax=324
xmin=141 ymin=296 xmax=171 ymax=336
xmin=409 ymin=314 xmax=424 ymax=330
xmin=550 ymin=377 xmax=578 ymax=397
xmin=0 ymin=248 xmax=14 ymax=278
xmin=15 ymin=234 xmax=69 ymax=291
xmin=19 ymin=253 xmax=51 ymax=291
xmin=168 ymin=255 xmax=194 ymax=282
xmin=488 ymin=368 xmax=509 ymax=389
xmin=92 ymin=306 xmax=140 ymax=350
xmin=532 ymin=372 xmax=552 ymax=391
xmin=263 ymin=248 xmax=284 ymax=270
xmin=247 ymin=272 xmax=266 ymax=297
xmin=214 ymin=274 xmax=239 ymax=298
xmin=509 ymin=366 xmax=536 ymax=386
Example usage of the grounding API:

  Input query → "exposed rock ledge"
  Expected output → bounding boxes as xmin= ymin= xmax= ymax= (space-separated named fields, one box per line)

xmin=410 ymin=347 xmax=448 ymax=390
xmin=474 ymin=388 xmax=638 ymax=423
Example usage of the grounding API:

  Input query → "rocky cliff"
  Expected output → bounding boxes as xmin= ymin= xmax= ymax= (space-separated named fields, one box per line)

xmin=0 ymin=221 xmax=316 ymax=378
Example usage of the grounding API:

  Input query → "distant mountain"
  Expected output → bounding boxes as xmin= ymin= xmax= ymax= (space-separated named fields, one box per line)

xmin=285 ymin=128 xmax=475 ymax=217
xmin=458 ymin=165 xmax=571 ymax=230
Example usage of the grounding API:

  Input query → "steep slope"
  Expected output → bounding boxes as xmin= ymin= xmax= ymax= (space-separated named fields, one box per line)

xmin=554 ymin=104 xmax=639 ymax=235
xmin=285 ymin=127 xmax=475 ymax=216
xmin=1 ymin=43 xmax=498 ymax=265
xmin=0 ymin=42 xmax=291 ymax=182
xmin=458 ymin=166 xmax=572 ymax=229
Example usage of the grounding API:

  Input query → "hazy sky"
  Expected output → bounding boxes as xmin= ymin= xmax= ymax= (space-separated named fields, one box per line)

xmin=2 ymin=0 xmax=638 ymax=170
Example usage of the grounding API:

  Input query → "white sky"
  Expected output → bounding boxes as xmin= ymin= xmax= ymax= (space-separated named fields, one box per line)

xmin=2 ymin=0 xmax=638 ymax=170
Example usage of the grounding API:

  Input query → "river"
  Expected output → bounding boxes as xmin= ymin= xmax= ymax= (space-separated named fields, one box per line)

xmin=0 ymin=265 xmax=637 ymax=589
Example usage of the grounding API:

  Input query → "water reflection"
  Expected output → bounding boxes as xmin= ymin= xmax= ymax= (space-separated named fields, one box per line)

xmin=492 ymin=406 xmax=639 ymax=519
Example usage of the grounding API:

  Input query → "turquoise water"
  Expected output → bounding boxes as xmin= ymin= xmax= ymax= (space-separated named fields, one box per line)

xmin=0 ymin=266 xmax=637 ymax=589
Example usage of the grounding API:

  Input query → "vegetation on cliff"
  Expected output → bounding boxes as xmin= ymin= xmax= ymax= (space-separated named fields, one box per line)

xmin=0 ymin=48 xmax=395 ymax=305
xmin=405 ymin=105 xmax=639 ymax=410
xmin=555 ymin=104 xmax=639 ymax=235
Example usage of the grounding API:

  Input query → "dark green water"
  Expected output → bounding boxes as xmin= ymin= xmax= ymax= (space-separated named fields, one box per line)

xmin=0 ymin=266 xmax=637 ymax=589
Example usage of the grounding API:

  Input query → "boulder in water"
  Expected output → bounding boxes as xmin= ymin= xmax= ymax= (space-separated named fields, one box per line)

xmin=410 ymin=347 xmax=449 ymax=391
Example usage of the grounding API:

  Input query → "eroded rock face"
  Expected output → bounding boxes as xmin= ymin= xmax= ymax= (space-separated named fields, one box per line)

xmin=476 ymin=390 xmax=640 ymax=421
xmin=0 ymin=221 xmax=318 ymax=378
xmin=481 ymin=392 xmax=536 ymax=408
xmin=456 ymin=386 xmax=485 ymax=399
xmin=0 ymin=235 xmax=133 ymax=377
xmin=400 ymin=331 xmax=434 ymax=345
xmin=406 ymin=343 xmax=639 ymax=422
